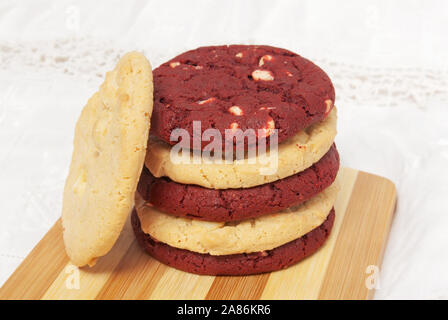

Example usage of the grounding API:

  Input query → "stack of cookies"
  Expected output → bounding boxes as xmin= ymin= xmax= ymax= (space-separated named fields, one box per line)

xmin=132 ymin=45 xmax=340 ymax=275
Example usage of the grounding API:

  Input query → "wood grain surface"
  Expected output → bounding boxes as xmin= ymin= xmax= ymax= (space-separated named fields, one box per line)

xmin=0 ymin=168 xmax=396 ymax=300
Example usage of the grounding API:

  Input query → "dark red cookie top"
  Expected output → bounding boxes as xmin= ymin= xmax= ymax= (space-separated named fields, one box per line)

xmin=151 ymin=45 xmax=335 ymax=150
xmin=138 ymin=144 xmax=339 ymax=221
xmin=132 ymin=208 xmax=335 ymax=276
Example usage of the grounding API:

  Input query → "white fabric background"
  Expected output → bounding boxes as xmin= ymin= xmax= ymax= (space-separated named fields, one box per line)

xmin=0 ymin=0 xmax=447 ymax=299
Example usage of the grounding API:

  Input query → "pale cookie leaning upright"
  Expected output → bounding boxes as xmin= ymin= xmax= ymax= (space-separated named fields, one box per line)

xmin=62 ymin=52 xmax=154 ymax=267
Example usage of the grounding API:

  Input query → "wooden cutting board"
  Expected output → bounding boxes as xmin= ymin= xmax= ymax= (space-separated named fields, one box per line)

xmin=0 ymin=167 xmax=396 ymax=300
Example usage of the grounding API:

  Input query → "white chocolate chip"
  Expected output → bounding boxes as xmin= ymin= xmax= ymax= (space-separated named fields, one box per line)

xmin=285 ymin=71 xmax=293 ymax=77
xmin=251 ymin=69 xmax=274 ymax=81
xmin=92 ymin=114 xmax=111 ymax=152
xmin=228 ymin=106 xmax=244 ymax=116
xmin=235 ymin=52 xmax=243 ymax=58
xmin=194 ymin=65 xmax=203 ymax=70
xmin=72 ymin=168 xmax=87 ymax=195
xmin=169 ymin=62 xmax=180 ymax=68
xmin=198 ymin=97 xmax=216 ymax=105
xmin=259 ymin=55 xmax=273 ymax=66
xmin=324 ymin=99 xmax=333 ymax=116
xmin=259 ymin=118 xmax=275 ymax=138
xmin=229 ymin=122 xmax=239 ymax=131
xmin=259 ymin=106 xmax=276 ymax=111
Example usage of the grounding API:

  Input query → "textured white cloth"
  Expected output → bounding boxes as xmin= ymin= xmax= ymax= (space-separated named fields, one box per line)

xmin=0 ymin=0 xmax=447 ymax=299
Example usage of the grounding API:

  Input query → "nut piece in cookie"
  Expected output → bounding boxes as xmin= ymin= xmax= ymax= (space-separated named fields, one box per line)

xmin=62 ymin=52 xmax=154 ymax=267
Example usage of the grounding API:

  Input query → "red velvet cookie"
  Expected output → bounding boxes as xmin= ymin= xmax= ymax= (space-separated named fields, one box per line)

xmin=151 ymin=45 xmax=335 ymax=151
xmin=138 ymin=144 xmax=339 ymax=222
xmin=131 ymin=208 xmax=335 ymax=276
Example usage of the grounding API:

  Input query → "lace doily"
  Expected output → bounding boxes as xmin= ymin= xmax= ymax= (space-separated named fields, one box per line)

xmin=317 ymin=59 xmax=448 ymax=108
xmin=2 ymin=37 xmax=447 ymax=109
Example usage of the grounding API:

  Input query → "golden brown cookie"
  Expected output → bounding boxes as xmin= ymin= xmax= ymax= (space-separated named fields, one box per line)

xmin=62 ymin=52 xmax=153 ymax=267
xmin=145 ymin=108 xmax=337 ymax=189
xmin=134 ymin=179 xmax=339 ymax=256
